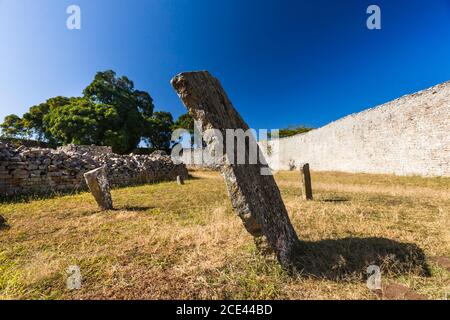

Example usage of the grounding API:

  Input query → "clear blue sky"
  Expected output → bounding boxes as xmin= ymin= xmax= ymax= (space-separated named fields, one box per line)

xmin=1 ymin=0 xmax=449 ymax=131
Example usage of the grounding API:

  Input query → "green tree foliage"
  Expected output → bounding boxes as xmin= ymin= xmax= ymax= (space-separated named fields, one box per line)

xmin=81 ymin=71 xmax=154 ymax=153
xmin=0 ymin=114 xmax=25 ymax=138
xmin=22 ymin=97 xmax=72 ymax=146
xmin=172 ymin=113 xmax=196 ymax=147
xmin=270 ymin=125 xmax=314 ymax=139
xmin=144 ymin=111 xmax=174 ymax=152
xmin=44 ymin=98 xmax=120 ymax=147
xmin=173 ymin=113 xmax=194 ymax=134
xmin=0 ymin=70 xmax=169 ymax=154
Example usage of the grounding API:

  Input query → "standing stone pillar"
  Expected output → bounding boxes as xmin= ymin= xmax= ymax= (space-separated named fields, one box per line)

xmin=171 ymin=71 xmax=302 ymax=270
xmin=84 ymin=166 xmax=113 ymax=211
xmin=177 ymin=175 xmax=185 ymax=185
xmin=300 ymin=163 xmax=313 ymax=200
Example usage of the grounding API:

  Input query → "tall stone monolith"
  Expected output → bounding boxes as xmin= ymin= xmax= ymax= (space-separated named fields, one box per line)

xmin=171 ymin=71 xmax=302 ymax=269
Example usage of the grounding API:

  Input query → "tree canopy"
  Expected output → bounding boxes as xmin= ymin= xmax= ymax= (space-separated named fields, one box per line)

xmin=0 ymin=70 xmax=188 ymax=154
xmin=173 ymin=112 xmax=194 ymax=134
xmin=1 ymin=114 xmax=25 ymax=138
xmin=143 ymin=111 xmax=174 ymax=152
xmin=270 ymin=125 xmax=314 ymax=139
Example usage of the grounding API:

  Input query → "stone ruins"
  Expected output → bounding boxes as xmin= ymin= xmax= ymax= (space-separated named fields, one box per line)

xmin=172 ymin=71 xmax=302 ymax=269
xmin=261 ymin=81 xmax=450 ymax=177
xmin=0 ymin=143 xmax=188 ymax=196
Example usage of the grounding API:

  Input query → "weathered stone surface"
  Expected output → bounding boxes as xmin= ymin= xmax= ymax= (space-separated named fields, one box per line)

xmin=300 ymin=163 xmax=313 ymax=200
xmin=177 ymin=175 xmax=185 ymax=185
xmin=0 ymin=143 xmax=188 ymax=196
xmin=260 ymin=81 xmax=450 ymax=177
xmin=171 ymin=71 xmax=301 ymax=269
xmin=58 ymin=144 xmax=113 ymax=156
xmin=179 ymin=148 xmax=222 ymax=171
xmin=84 ymin=166 xmax=113 ymax=210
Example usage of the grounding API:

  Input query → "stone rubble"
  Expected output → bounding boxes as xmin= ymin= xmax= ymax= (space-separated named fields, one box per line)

xmin=0 ymin=143 xmax=188 ymax=196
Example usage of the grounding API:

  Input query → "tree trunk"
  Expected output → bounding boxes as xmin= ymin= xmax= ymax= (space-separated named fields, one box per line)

xmin=171 ymin=71 xmax=301 ymax=269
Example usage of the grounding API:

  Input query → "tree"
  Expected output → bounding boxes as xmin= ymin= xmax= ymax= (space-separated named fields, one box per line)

xmin=22 ymin=97 xmax=72 ymax=147
xmin=144 ymin=111 xmax=174 ymax=152
xmin=173 ymin=113 xmax=194 ymax=134
xmin=44 ymin=98 xmax=121 ymax=147
xmin=172 ymin=113 xmax=195 ymax=147
xmin=0 ymin=70 xmax=163 ymax=154
xmin=82 ymin=70 xmax=155 ymax=153
xmin=0 ymin=114 xmax=25 ymax=138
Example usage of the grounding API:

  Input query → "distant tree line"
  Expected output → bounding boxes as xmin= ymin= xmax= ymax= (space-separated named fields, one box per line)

xmin=0 ymin=70 xmax=193 ymax=154
xmin=269 ymin=125 xmax=314 ymax=139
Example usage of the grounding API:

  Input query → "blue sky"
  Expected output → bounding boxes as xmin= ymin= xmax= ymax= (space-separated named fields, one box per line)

xmin=1 ymin=0 xmax=449 ymax=131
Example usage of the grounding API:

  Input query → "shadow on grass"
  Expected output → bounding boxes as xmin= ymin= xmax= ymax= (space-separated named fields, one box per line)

xmin=0 ymin=216 xmax=10 ymax=231
xmin=293 ymin=237 xmax=430 ymax=280
xmin=0 ymin=177 xmax=195 ymax=205
xmin=119 ymin=205 xmax=156 ymax=212
xmin=320 ymin=197 xmax=350 ymax=203
xmin=0 ymin=189 xmax=85 ymax=205
xmin=187 ymin=174 xmax=202 ymax=180
xmin=83 ymin=205 xmax=157 ymax=215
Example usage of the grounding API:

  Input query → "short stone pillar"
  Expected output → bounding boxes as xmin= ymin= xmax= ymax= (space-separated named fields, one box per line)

xmin=84 ymin=166 xmax=113 ymax=210
xmin=177 ymin=175 xmax=185 ymax=185
xmin=300 ymin=163 xmax=313 ymax=200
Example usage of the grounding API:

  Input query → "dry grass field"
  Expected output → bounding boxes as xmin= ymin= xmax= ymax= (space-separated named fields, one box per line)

xmin=0 ymin=170 xmax=449 ymax=300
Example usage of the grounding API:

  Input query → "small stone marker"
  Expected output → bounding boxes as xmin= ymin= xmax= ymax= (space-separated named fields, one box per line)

xmin=171 ymin=71 xmax=302 ymax=270
xmin=83 ymin=166 xmax=113 ymax=210
xmin=177 ymin=175 xmax=185 ymax=185
xmin=300 ymin=163 xmax=313 ymax=200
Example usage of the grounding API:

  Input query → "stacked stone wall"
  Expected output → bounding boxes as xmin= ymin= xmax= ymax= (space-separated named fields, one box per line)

xmin=261 ymin=81 xmax=450 ymax=177
xmin=0 ymin=144 xmax=188 ymax=196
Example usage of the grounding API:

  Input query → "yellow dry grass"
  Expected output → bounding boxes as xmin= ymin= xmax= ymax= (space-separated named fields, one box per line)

xmin=0 ymin=169 xmax=449 ymax=300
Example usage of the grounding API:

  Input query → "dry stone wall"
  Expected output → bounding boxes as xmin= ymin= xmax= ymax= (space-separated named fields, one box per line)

xmin=178 ymin=148 xmax=220 ymax=170
xmin=0 ymin=144 xmax=188 ymax=196
xmin=57 ymin=145 xmax=113 ymax=156
xmin=261 ymin=81 xmax=450 ymax=177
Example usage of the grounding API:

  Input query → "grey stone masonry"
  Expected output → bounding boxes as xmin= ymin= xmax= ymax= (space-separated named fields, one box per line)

xmin=260 ymin=81 xmax=450 ymax=177
xmin=0 ymin=144 xmax=188 ymax=196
